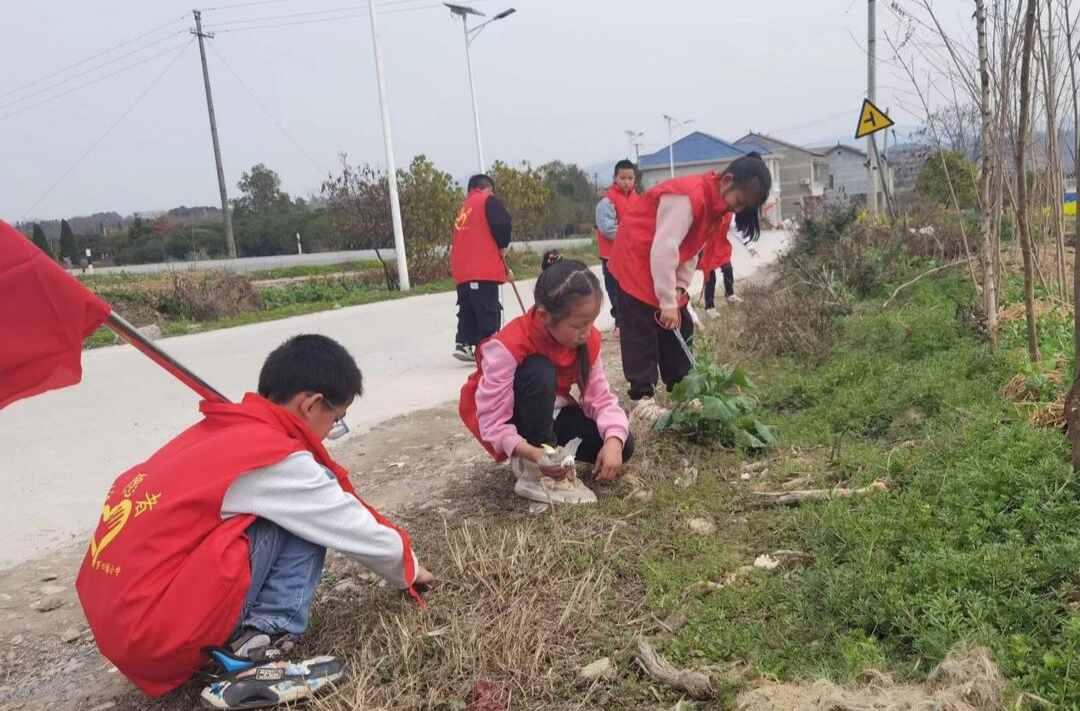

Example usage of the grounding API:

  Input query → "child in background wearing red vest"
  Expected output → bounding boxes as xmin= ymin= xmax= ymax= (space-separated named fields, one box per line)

xmin=698 ymin=212 xmax=759 ymax=317
xmin=594 ymin=159 xmax=639 ymax=338
xmin=77 ymin=335 xmax=433 ymax=709
xmin=460 ymin=251 xmax=634 ymax=505
xmin=608 ymin=153 xmax=772 ymax=424
xmin=450 ymin=173 xmax=513 ymax=362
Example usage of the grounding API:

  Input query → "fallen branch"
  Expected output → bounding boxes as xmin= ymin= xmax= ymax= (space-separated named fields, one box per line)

xmin=882 ymin=259 xmax=975 ymax=308
xmin=754 ymin=480 xmax=889 ymax=507
xmin=636 ymin=638 xmax=714 ymax=700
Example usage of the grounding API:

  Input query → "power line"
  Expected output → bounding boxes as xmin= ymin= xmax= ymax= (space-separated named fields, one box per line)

xmin=202 ymin=0 xmax=442 ymax=28
xmin=0 ymin=13 xmax=188 ymax=101
xmin=0 ymin=31 xmax=187 ymax=112
xmin=19 ymin=40 xmax=194 ymax=220
xmin=212 ymin=3 xmax=452 ymax=33
xmin=206 ymin=39 xmax=328 ymax=177
xmin=0 ymin=39 xmax=195 ymax=123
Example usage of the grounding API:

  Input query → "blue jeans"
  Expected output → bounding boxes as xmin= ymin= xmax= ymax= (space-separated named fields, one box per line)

xmin=241 ymin=518 xmax=326 ymax=636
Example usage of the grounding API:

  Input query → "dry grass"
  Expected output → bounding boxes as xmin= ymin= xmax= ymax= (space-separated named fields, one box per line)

xmin=734 ymin=283 xmax=842 ymax=364
xmin=996 ymin=299 xmax=1068 ymax=324
xmin=306 ymin=513 xmax=649 ymax=711
xmin=735 ymin=646 xmax=1006 ymax=711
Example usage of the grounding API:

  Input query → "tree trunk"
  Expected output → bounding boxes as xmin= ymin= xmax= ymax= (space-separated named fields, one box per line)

xmin=976 ymin=0 xmax=999 ymax=346
xmin=1014 ymin=0 xmax=1040 ymax=363
xmin=1060 ymin=0 xmax=1080 ymax=475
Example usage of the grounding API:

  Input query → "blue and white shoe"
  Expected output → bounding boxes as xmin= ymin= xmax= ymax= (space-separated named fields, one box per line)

xmin=199 ymin=645 xmax=347 ymax=709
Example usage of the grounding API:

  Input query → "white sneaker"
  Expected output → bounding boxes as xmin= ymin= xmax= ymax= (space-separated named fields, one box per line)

xmin=725 ymin=294 xmax=743 ymax=304
xmin=511 ymin=456 xmax=597 ymax=505
xmin=631 ymin=397 xmax=669 ymax=425
xmin=704 ymin=308 xmax=721 ymax=319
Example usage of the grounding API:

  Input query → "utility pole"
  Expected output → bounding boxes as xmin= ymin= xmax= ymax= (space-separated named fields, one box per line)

xmin=663 ymin=114 xmax=693 ymax=179
xmin=192 ymin=11 xmax=237 ymax=258
xmin=367 ymin=0 xmax=410 ymax=290
xmin=866 ymin=0 xmax=879 ymax=216
xmin=624 ymin=129 xmax=644 ymax=160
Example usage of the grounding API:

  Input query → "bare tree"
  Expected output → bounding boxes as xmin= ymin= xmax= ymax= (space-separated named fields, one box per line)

xmin=976 ymin=0 xmax=999 ymax=345
xmin=1014 ymin=0 xmax=1040 ymax=362
xmin=1060 ymin=0 xmax=1080 ymax=473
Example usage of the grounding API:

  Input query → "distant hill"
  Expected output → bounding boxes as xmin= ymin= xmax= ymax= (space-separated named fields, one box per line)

xmin=17 ymin=205 xmax=222 ymax=239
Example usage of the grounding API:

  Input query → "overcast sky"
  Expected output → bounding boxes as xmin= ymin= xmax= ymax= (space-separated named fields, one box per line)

xmin=0 ymin=0 xmax=971 ymax=222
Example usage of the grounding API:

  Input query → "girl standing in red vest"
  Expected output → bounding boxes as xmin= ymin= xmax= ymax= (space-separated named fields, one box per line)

xmin=594 ymin=159 xmax=640 ymax=338
xmin=460 ymin=251 xmax=634 ymax=504
xmin=608 ymin=153 xmax=772 ymax=423
xmin=697 ymin=212 xmax=759 ymax=317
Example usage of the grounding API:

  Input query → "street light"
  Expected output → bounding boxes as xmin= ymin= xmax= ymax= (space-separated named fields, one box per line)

xmin=624 ymin=129 xmax=644 ymax=161
xmin=445 ymin=3 xmax=516 ymax=173
xmin=663 ymin=114 xmax=694 ymax=179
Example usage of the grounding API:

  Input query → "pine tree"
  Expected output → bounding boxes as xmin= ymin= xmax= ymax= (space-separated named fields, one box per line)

xmin=59 ymin=219 xmax=79 ymax=267
xmin=31 ymin=223 xmax=53 ymax=259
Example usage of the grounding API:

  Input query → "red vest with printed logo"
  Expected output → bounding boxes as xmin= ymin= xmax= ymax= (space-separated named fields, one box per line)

xmin=596 ymin=184 xmax=639 ymax=259
xmin=75 ymin=394 xmax=421 ymax=697
xmin=451 ymin=189 xmax=506 ymax=285
xmin=608 ymin=172 xmax=730 ymax=308
xmin=459 ymin=309 xmax=601 ymax=461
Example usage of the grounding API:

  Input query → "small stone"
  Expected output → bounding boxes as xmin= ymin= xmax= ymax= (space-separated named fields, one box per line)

xmin=11 ymin=635 xmax=23 ymax=645
xmin=739 ymin=472 xmax=752 ymax=481
xmin=40 ymin=584 xmax=65 ymax=595
xmin=579 ymin=657 xmax=617 ymax=682
xmin=333 ymin=580 xmax=360 ymax=596
xmin=136 ymin=324 xmax=162 ymax=340
xmin=40 ymin=573 xmax=58 ymax=582
xmin=528 ymin=501 xmax=550 ymax=515
xmin=61 ymin=626 xmax=81 ymax=643
xmin=753 ymin=554 xmax=780 ymax=570
xmin=631 ymin=489 xmax=654 ymax=502
xmin=687 ymin=517 xmax=716 ymax=536
xmin=32 ymin=597 xmax=63 ymax=612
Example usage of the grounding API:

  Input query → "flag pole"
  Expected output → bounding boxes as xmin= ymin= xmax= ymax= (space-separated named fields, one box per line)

xmin=104 ymin=312 xmax=229 ymax=403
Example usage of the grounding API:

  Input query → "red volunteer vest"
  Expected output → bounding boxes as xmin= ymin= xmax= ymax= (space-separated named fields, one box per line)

xmin=451 ymin=189 xmax=506 ymax=285
xmin=459 ymin=309 xmax=602 ymax=461
xmin=698 ymin=212 xmax=735 ymax=273
xmin=596 ymin=184 xmax=639 ymax=259
xmin=75 ymin=394 xmax=421 ymax=697
xmin=608 ymin=172 xmax=730 ymax=308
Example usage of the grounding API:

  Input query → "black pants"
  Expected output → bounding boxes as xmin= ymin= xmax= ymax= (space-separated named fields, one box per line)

xmin=617 ymin=290 xmax=695 ymax=401
xmin=703 ymin=263 xmax=735 ymax=308
xmin=455 ymin=281 xmax=502 ymax=347
xmin=600 ymin=258 xmax=622 ymax=327
xmin=509 ymin=355 xmax=635 ymax=464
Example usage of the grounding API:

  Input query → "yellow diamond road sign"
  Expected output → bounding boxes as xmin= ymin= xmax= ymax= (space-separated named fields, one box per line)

xmin=855 ymin=98 xmax=894 ymax=139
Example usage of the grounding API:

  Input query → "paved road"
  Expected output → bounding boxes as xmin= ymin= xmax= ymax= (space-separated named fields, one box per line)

xmin=1 ymin=231 xmax=787 ymax=568
xmin=68 ymin=237 xmax=593 ymax=277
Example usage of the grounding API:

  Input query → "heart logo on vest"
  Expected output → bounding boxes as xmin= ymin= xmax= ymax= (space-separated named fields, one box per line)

xmin=91 ymin=499 xmax=132 ymax=565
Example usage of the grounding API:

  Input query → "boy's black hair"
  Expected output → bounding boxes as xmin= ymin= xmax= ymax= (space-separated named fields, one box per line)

xmin=722 ymin=152 xmax=772 ymax=241
xmin=258 ymin=334 xmax=363 ymax=406
xmin=467 ymin=174 xmax=495 ymax=192
xmin=613 ymin=159 xmax=636 ymax=176
xmin=535 ymin=251 xmax=603 ymax=386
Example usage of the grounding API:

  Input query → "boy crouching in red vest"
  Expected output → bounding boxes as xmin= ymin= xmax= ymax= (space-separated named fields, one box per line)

xmin=460 ymin=251 xmax=634 ymax=504
xmin=76 ymin=335 xmax=433 ymax=709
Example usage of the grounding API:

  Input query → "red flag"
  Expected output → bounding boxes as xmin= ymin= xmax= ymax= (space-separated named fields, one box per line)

xmin=0 ymin=219 xmax=110 ymax=410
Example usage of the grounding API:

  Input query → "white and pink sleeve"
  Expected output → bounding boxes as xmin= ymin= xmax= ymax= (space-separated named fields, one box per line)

xmin=650 ymin=194 xmax=695 ymax=309
xmin=474 ymin=340 xmax=526 ymax=458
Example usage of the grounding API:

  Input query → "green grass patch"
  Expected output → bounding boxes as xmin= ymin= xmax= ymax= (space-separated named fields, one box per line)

xmin=625 ymin=272 xmax=1080 ymax=704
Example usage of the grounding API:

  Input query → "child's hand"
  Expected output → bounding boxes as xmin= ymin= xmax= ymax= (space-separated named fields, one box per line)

xmin=413 ymin=565 xmax=435 ymax=591
xmin=658 ymin=307 xmax=680 ymax=330
xmin=518 ymin=443 xmax=574 ymax=480
xmin=593 ymin=438 xmax=624 ymax=482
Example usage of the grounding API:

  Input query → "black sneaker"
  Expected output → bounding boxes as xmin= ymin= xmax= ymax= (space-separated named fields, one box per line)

xmin=453 ymin=344 xmax=475 ymax=362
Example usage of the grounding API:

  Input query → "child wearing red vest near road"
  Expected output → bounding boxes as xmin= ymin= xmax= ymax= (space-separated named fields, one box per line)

xmin=460 ymin=251 xmax=634 ymax=505
xmin=450 ymin=173 xmax=514 ymax=363
xmin=595 ymin=159 xmax=639 ymax=337
xmin=697 ymin=212 xmax=759 ymax=317
xmin=608 ymin=153 xmax=772 ymax=423
xmin=76 ymin=335 xmax=433 ymax=709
